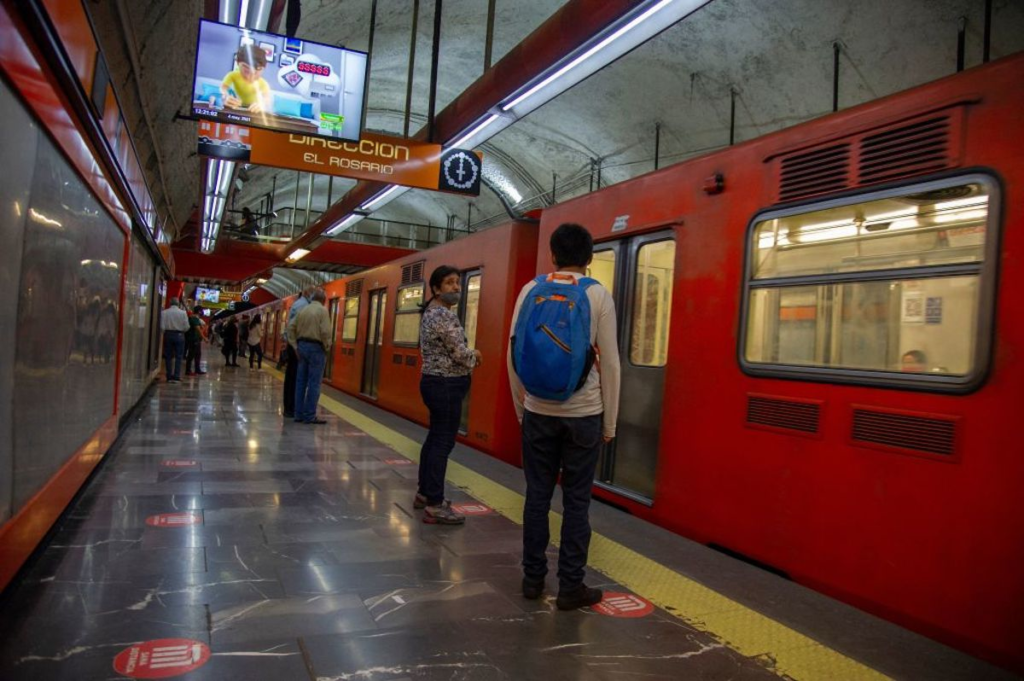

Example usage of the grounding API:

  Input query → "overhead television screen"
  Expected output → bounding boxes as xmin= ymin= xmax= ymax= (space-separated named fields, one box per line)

xmin=191 ymin=19 xmax=368 ymax=142
xmin=195 ymin=287 xmax=220 ymax=304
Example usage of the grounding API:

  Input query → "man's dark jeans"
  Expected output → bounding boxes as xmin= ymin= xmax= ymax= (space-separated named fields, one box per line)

xmin=418 ymin=374 xmax=471 ymax=506
xmin=185 ymin=338 xmax=203 ymax=374
xmin=521 ymin=410 xmax=602 ymax=592
xmin=163 ymin=331 xmax=185 ymax=380
xmin=283 ymin=345 xmax=298 ymax=416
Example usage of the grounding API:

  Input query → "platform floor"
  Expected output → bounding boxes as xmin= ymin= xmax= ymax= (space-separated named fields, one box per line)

xmin=0 ymin=364 xmax=1013 ymax=680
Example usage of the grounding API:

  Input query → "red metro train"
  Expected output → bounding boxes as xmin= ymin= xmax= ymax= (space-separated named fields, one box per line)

xmin=251 ymin=54 xmax=1023 ymax=671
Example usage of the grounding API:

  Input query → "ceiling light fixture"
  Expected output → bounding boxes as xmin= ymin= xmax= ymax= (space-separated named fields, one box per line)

xmin=326 ymin=213 xmax=364 ymax=237
xmin=320 ymin=0 xmax=708 ymax=241
xmin=500 ymin=0 xmax=708 ymax=116
xmin=359 ymin=185 xmax=404 ymax=212
xmin=286 ymin=248 xmax=311 ymax=263
xmin=445 ymin=114 xmax=501 ymax=150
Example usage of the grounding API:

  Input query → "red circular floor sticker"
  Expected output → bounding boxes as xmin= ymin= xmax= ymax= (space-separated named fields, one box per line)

xmin=146 ymin=512 xmax=202 ymax=527
xmin=592 ymin=592 xmax=654 ymax=618
xmin=450 ymin=503 xmax=493 ymax=516
xmin=383 ymin=458 xmax=413 ymax=465
xmin=113 ymin=639 xmax=210 ymax=678
xmin=160 ymin=460 xmax=198 ymax=468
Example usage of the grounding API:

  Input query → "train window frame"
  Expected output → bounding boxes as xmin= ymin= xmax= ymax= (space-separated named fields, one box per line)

xmin=738 ymin=171 xmax=1002 ymax=394
xmin=392 ymin=282 xmax=425 ymax=347
xmin=341 ymin=295 xmax=360 ymax=342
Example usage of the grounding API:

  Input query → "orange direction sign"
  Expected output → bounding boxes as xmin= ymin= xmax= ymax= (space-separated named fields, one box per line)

xmin=248 ymin=128 xmax=482 ymax=196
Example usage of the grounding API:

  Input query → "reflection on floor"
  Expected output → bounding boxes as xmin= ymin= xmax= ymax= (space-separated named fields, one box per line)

xmin=0 ymin=366 xmax=785 ymax=680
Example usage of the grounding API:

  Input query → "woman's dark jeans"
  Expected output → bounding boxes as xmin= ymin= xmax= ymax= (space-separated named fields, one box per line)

xmin=248 ymin=342 xmax=263 ymax=368
xmin=418 ymin=374 xmax=471 ymax=506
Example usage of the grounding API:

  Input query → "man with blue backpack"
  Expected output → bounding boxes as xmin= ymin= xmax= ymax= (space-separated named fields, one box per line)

xmin=507 ymin=223 xmax=621 ymax=611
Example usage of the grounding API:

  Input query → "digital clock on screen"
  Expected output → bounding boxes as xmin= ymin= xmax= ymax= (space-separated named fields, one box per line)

xmin=296 ymin=61 xmax=331 ymax=77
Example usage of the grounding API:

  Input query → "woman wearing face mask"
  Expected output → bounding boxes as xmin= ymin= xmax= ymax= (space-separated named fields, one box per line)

xmin=415 ymin=265 xmax=483 ymax=524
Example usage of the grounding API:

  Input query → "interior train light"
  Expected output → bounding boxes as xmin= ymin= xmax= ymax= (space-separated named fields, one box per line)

xmin=794 ymin=224 xmax=859 ymax=243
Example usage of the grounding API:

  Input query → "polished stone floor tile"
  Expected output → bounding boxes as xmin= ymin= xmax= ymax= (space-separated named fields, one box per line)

xmin=205 ymin=542 xmax=341 ymax=577
xmin=276 ymin=558 xmax=450 ymax=597
xmin=0 ymin=366 xmax=862 ymax=681
xmin=210 ymin=593 xmax=375 ymax=645
xmin=303 ymin=626 xmax=510 ymax=681
xmin=182 ymin=638 xmax=311 ymax=681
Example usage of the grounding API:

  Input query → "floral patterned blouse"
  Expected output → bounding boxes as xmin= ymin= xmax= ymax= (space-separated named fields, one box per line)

xmin=420 ymin=304 xmax=476 ymax=377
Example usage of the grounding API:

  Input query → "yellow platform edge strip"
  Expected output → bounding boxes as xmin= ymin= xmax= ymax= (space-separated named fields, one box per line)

xmin=268 ymin=368 xmax=888 ymax=681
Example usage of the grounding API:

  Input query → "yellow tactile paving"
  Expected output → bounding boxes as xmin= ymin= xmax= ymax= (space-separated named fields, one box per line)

xmin=267 ymin=368 xmax=890 ymax=680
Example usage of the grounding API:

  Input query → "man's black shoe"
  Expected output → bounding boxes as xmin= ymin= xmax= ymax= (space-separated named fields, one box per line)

xmin=307 ymin=418 xmax=328 ymax=424
xmin=522 ymin=578 xmax=544 ymax=600
xmin=555 ymin=585 xmax=603 ymax=611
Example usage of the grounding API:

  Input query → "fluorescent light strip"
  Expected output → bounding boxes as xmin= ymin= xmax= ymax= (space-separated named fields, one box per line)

xmin=287 ymin=248 xmax=311 ymax=262
xmin=359 ymin=185 xmax=402 ymax=211
xmin=445 ymin=114 xmax=500 ymax=150
xmin=217 ymin=162 xmax=236 ymax=195
xmin=327 ymin=214 xmax=364 ymax=236
xmin=206 ymin=159 xmax=218 ymax=192
xmin=212 ymin=162 xmax=225 ymax=198
xmin=238 ymin=0 xmax=251 ymax=26
xmin=502 ymin=0 xmax=674 ymax=112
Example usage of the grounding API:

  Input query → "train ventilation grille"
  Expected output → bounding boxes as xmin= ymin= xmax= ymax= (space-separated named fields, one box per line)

xmin=746 ymin=395 xmax=821 ymax=434
xmin=401 ymin=261 xmax=425 ymax=286
xmin=857 ymin=115 xmax=951 ymax=185
xmin=778 ymin=144 xmax=852 ymax=203
xmin=345 ymin=280 xmax=363 ymax=298
xmin=851 ymin=408 xmax=956 ymax=456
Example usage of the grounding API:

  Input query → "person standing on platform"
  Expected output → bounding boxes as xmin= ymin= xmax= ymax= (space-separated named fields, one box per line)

xmin=160 ymin=298 xmax=189 ymax=383
xmin=507 ymin=223 xmax=621 ymax=611
xmin=288 ymin=288 xmax=332 ymax=424
xmin=415 ymin=265 xmax=482 ymax=526
xmin=221 ymin=316 xmax=240 ymax=367
xmin=282 ymin=287 xmax=313 ymax=418
xmin=248 ymin=313 xmax=264 ymax=370
xmin=239 ymin=315 xmax=250 ymax=358
xmin=184 ymin=305 xmax=207 ymax=376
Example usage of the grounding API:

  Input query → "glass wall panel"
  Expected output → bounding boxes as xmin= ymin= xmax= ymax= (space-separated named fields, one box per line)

xmin=12 ymin=102 xmax=124 ymax=511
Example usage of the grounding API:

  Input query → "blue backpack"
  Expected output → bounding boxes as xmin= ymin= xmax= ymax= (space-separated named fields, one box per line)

xmin=511 ymin=274 xmax=598 ymax=401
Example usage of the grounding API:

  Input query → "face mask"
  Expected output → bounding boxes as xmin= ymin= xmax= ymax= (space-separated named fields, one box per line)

xmin=439 ymin=291 xmax=461 ymax=306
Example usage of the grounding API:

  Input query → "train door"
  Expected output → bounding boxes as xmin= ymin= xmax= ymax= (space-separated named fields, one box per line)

xmin=458 ymin=270 xmax=482 ymax=433
xmin=325 ymin=298 xmax=340 ymax=379
xmin=590 ymin=233 xmax=675 ymax=503
xmin=361 ymin=289 xmax=387 ymax=398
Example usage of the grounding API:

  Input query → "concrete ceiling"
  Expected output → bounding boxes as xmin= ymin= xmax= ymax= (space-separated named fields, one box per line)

xmin=88 ymin=0 xmax=1024 ymax=247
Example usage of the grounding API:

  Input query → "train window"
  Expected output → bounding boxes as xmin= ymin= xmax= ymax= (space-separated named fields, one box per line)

xmin=588 ymin=250 xmax=616 ymax=294
xmin=630 ymin=240 xmax=675 ymax=367
xmin=341 ymin=296 xmax=359 ymax=342
xmin=393 ymin=283 xmax=425 ymax=346
xmin=463 ymin=274 xmax=482 ymax=350
xmin=743 ymin=177 xmax=997 ymax=390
